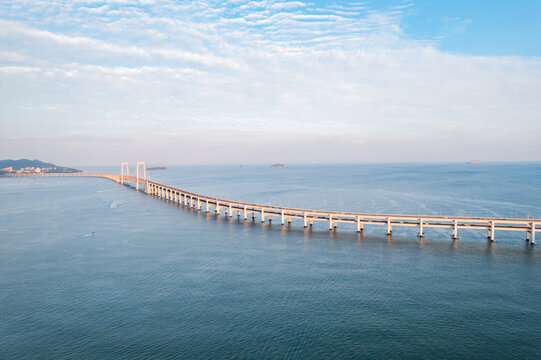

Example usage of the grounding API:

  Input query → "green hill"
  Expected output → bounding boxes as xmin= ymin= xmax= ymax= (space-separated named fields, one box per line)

xmin=0 ymin=159 xmax=82 ymax=174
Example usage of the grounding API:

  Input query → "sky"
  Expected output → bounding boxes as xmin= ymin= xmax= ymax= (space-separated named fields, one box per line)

xmin=0 ymin=0 xmax=540 ymax=166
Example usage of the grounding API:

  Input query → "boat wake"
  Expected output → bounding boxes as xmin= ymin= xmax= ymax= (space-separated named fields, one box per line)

xmin=107 ymin=200 xmax=125 ymax=208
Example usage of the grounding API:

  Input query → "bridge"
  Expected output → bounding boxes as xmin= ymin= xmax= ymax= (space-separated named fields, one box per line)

xmin=3 ymin=161 xmax=539 ymax=245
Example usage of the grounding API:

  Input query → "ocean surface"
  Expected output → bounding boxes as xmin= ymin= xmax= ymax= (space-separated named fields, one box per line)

xmin=1 ymin=163 xmax=540 ymax=359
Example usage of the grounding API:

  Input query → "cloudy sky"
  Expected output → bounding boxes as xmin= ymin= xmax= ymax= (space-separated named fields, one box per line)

xmin=1 ymin=0 xmax=540 ymax=166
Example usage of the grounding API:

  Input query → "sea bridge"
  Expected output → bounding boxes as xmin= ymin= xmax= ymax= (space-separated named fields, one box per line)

xmin=3 ymin=161 xmax=539 ymax=245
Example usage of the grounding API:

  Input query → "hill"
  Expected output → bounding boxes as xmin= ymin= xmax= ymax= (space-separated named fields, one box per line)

xmin=0 ymin=159 xmax=82 ymax=174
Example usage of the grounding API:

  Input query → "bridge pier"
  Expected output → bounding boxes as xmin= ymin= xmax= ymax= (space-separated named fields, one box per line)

xmin=244 ymin=206 xmax=247 ymax=220
xmin=452 ymin=219 xmax=458 ymax=240
xmin=135 ymin=161 xmax=145 ymax=191
xmin=329 ymin=215 xmax=333 ymax=230
xmin=419 ymin=219 xmax=424 ymax=237
xmin=490 ymin=222 xmax=495 ymax=242
xmin=532 ymin=223 xmax=536 ymax=245
xmin=229 ymin=204 xmax=232 ymax=218
xmin=387 ymin=217 xmax=392 ymax=235
xmin=120 ymin=162 xmax=129 ymax=184
xmin=261 ymin=209 xmax=265 ymax=223
xmin=303 ymin=213 xmax=307 ymax=228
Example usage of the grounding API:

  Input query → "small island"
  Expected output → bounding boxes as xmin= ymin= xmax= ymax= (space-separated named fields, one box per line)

xmin=0 ymin=159 xmax=82 ymax=175
xmin=270 ymin=163 xmax=288 ymax=168
xmin=146 ymin=167 xmax=168 ymax=171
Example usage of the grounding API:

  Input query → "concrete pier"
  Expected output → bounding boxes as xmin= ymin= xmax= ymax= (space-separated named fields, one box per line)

xmin=329 ymin=215 xmax=333 ymax=230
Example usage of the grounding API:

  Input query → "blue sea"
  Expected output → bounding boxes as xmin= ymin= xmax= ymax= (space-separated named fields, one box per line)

xmin=1 ymin=163 xmax=540 ymax=359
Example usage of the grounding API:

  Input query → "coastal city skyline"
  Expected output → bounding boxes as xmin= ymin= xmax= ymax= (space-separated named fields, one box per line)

xmin=1 ymin=0 xmax=540 ymax=166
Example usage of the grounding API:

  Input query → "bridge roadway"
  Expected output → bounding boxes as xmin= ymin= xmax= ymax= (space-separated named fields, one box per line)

xmin=3 ymin=172 xmax=539 ymax=244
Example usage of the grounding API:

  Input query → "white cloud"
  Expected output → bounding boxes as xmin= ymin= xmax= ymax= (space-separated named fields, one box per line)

xmin=0 ymin=20 xmax=241 ymax=69
xmin=0 ymin=0 xmax=540 ymax=162
xmin=270 ymin=1 xmax=307 ymax=10
xmin=0 ymin=65 xmax=41 ymax=74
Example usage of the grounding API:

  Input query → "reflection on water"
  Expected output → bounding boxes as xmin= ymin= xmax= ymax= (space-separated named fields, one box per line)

xmin=0 ymin=164 xmax=540 ymax=359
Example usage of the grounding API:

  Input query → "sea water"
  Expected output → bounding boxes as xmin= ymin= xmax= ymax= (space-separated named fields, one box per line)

xmin=1 ymin=163 xmax=540 ymax=359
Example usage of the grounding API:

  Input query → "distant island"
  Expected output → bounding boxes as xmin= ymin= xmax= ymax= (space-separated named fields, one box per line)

xmin=0 ymin=159 xmax=82 ymax=175
xmin=146 ymin=167 xmax=168 ymax=171
xmin=270 ymin=163 xmax=288 ymax=168
xmin=468 ymin=160 xmax=482 ymax=165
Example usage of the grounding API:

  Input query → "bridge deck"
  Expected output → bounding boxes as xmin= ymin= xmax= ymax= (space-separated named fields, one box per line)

xmin=3 ymin=172 xmax=539 ymax=243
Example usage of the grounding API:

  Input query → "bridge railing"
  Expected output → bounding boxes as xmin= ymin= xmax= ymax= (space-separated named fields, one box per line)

xmin=3 ymin=171 xmax=539 ymax=243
